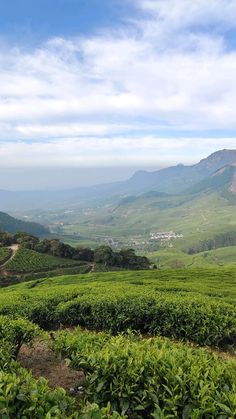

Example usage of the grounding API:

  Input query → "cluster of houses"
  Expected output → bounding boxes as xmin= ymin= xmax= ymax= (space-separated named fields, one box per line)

xmin=150 ymin=231 xmax=183 ymax=241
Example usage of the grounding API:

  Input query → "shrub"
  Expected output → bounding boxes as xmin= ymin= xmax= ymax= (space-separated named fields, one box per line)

xmin=52 ymin=328 xmax=236 ymax=418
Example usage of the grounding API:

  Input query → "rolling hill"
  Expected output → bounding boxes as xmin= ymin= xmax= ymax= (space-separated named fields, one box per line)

xmin=58 ymin=164 xmax=236 ymax=253
xmin=0 ymin=211 xmax=48 ymax=236
xmin=3 ymin=247 xmax=85 ymax=273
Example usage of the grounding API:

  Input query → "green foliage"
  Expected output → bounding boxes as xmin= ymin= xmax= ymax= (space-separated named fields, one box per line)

xmin=0 ymin=247 xmax=11 ymax=264
xmin=1 ymin=268 xmax=236 ymax=345
xmin=79 ymin=402 xmax=125 ymax=418
xmin=188 ymin=231 xmax=236 ymax=254
xmin=0 ymin=316 xmax=124 ymax=418
xmin=55 ymin=295 xmax=236 ymax=346
xmin=1 ymin=266 xmax=236 ymax=417
xmin=148 ymin=246 xmax=236 ymax=269
xmin=0 ymin=211 xmax=48 ymax=236
xmin=0 ymin=315 xmax=41 ymax=358
xmin=0 ymin=232 xmax=14 ymax=246
xmin=4 ymin=247 xmax=80 ymax=273
xmin=0 ymin=368 xmax=76 ymax=418
xmin=52 ymin=328 xmax=236 ymax=418
xmin=0 ymin=230 xmax=150 ymax=274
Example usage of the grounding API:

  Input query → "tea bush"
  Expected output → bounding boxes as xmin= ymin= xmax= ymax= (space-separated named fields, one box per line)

xmin=0 ymin=368 xmax=77 ymax=418
xmin=0 ymin=315 xmax=41 ymax=357
xmin=55 ymin=295 xmax=236 ymax=346
xmin=1 ymin=271 xmax=236 ymax=345
xmin=52 ymin=328 xmax=236 ymax=418
xmin=0 ymin=316 xmax=124 ymax=418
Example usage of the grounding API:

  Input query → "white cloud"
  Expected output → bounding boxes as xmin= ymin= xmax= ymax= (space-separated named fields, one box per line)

xmin=0 ymin=0 xmax=236 ymax=167
xmin=138 ymin=0 xmax=236 ymax=30
xmin=0 ymin=136 xmax=236 ymax=168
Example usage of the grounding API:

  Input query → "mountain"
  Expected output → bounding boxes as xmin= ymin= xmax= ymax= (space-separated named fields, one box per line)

xmin=125 ymin=149 xmax=236 ymax=194
xmin=0 ymin=149 xmax=236 ymax=211
xmin=185 ymin=163 xmax=236 ymax=197
xmin=0 ymin=212 xmax=49 ymax=235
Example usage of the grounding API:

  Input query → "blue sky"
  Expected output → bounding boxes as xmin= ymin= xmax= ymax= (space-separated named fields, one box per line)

xmin=0 ymin=0 xmax=236 ymax=189
xmin=0 ymin=0 xmax=134 ymax=44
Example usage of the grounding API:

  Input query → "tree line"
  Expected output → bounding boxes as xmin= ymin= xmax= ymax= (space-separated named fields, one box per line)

xmin=187 ymin=231 xmax=236 ymax=254
xmin=0 ymin=231 xmax=151 ymax=270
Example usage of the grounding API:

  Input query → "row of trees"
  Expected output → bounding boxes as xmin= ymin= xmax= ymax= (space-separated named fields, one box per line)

xmin=0 ymin=232 xmax=150 ymax=270
xmin=188 ymin=231 xmax=236 ymax=254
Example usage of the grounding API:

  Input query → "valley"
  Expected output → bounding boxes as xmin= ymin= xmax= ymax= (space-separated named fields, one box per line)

xmin=5 ymin=151 xmax=236 ymax=268
xmin=1 ymin=149 xmax=236 ymax=417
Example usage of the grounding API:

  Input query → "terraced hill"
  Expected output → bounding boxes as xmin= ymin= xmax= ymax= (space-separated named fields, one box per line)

xmin=4 ymin=247 xmax=84 ymax=273
xmin=0 ymin=246 xmax=91 ymax=284
xmin=0 ymin=247 xmax=11 ymax=264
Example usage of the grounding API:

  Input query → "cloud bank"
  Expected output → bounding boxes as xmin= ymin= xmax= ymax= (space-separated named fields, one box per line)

xmin=0 ymin=0 xmax=236 ymax=167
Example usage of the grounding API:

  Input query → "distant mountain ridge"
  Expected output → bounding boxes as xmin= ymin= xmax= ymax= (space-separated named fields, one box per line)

xmin=185 ymin=163 xmax=236 ymax=198
xmin=127 ymin=149 xmax=236 ymax=194
xmin=0 ymin=212 xmax=49 ymax=235
xmin=0 ymin=149 xmax=236 ymax=211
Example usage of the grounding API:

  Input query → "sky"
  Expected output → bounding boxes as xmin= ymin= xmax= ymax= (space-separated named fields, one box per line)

xmin=1 ymin=0 xmax=236 ymax=189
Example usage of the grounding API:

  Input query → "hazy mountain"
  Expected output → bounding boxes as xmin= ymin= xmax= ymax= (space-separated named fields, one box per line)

xmin=0 ymin=149 xmax=236 ymax=211
xmin=0 ymin=212 xmax=49 ymax=235
xmin=126 ymin=149 xmax=236 ymax=194
xmin=185 ymin=163 xmax=236 ymax=198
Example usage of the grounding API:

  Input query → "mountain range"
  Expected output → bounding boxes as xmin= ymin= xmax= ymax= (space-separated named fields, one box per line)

xmin=0 ymin=149 xmax=236 ymax=212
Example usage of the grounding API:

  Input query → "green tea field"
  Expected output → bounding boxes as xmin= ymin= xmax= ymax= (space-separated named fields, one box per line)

xmin=4 ymin=247 xmax=83 ymax=273
xmin=1 ymin=267 xmax=236 ymax=417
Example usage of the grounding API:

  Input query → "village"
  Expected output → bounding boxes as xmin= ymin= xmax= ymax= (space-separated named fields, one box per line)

xmin=150 ymin=231 xmax=184 ymax=241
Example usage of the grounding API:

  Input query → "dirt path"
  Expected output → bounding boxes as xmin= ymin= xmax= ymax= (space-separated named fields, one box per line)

xmin=0 ymin=244 xmax=19 ymax=267
xmin=0 ymin=244 xmax=19 ymax=275
xmin=19 ymin=340 xmax=84 ymax=395
xmin=89 ymin=262 xmax=95 ymax=273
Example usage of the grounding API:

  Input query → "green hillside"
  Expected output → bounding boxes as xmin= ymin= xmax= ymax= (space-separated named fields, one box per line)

xmin=59 ymin=191 xmax=236 ymax=253
xmin=0 ymin=211 xmax=48 ymax=236
xmin=185 ymin=163 xmax=236 ymax=197
xmin=4 ymin=247 xmax=84 ymax=273
xmin=148 ymin=246 xmax=236 ymax=268
xmin=2 ymin=267 xmax=236 ymax=339
xmin=0 ymin=247 xmax=11 ymax=264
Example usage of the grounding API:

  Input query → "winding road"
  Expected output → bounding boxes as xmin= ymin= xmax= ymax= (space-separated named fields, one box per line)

xmin=0 ymin=244 xmax=19 ymax=274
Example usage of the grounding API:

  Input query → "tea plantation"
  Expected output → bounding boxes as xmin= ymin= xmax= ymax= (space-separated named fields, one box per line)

xmin=1 ymin=267 xmax=236 ymax=417
xmin=0 ymin=247 xmax=11 ymax=264
xmin=4 ymin=247 xmax=85 ymax=273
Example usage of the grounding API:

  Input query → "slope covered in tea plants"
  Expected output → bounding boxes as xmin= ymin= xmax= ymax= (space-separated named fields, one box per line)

xmin=51 ymin=327 xmax=236 ymax=417
xmin=1 ymin=267 xmax=236 ymax=417
xmin=1 ymin=267 xmax=236 ymax=346
xmin=0 ymin=247 xmax=11 ymax=265
xmin=4 ymin=247 xmax=86 ymax=273
xmin=0 ymin=315 xmax=123 ymax=418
